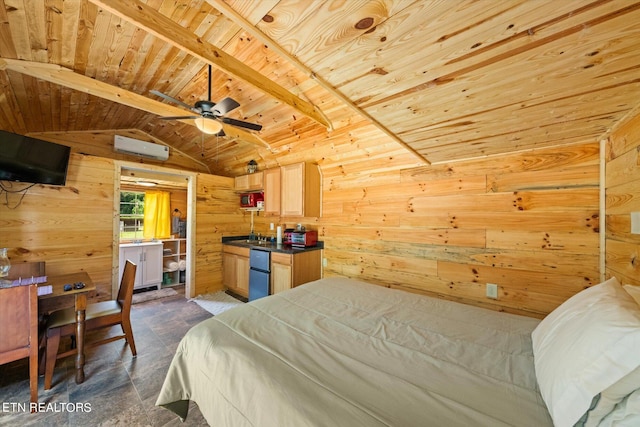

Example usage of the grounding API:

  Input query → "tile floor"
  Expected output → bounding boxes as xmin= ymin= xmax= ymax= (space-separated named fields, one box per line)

xmin=0 ymin=287 xmax=214 ymax=426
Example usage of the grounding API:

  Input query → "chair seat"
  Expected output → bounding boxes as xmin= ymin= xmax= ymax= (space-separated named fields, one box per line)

xmin=43 ymin=260 xmax=137 ymax=390
xmin=47 ymin=301 xmax=123 ymax=329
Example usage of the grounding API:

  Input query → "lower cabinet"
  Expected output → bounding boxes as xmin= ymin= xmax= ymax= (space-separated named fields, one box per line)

xmin=222 ymin=245 xmax=250 ymax=297
xmin=119 ymin=242 xmax=163 ymax=290
xmin=271 ymin=250 xmax=321 ymax=294
xmin=222 ymin=245 xmax=321 ymax=297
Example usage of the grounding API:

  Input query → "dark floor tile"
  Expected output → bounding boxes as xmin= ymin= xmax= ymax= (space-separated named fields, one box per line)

xmin=126 ymin=352 xmax=175 ymax=402
xmin=87 ymin=402 xmax=151 ymax=427
xmin=68 ymin=381 xmax=140 ymax=426
xmin=0 ymin=289 xmax=211 ymax=427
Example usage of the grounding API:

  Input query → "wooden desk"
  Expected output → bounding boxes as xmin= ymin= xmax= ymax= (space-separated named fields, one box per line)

xmin=38 ymin=272 xmax=95 ymax=384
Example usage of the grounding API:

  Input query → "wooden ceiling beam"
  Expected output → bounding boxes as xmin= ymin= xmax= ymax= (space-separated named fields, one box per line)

xmin=0 ymin=58 xmax=270 ymax=149
xmin=205 ymin=0 xmax=429 ymax=166
xmin=88 ymin=0 xmax=332 ymax=131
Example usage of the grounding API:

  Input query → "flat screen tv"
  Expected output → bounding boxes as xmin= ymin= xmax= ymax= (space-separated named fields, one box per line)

xmin=0 ymin=130 xmax=71 ymax=186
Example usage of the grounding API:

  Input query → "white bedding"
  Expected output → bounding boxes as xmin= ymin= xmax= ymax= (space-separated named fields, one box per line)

xmin=156 ymin=277 xmax=554 ymax=426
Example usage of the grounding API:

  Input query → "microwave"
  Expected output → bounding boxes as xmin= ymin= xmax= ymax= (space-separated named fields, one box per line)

xmin=240 ymin=192 xmax=264 ymax=208
xmin=291 ymin=230 xmax=318 ymax=248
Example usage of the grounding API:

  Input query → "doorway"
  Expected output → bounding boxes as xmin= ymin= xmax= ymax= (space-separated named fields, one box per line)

xmin=114 ymin=162 xmax=196 ymax=299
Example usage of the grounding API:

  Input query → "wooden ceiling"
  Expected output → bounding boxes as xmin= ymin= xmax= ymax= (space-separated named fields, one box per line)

xmin=1 ymin=0 xmax=640 ymax=175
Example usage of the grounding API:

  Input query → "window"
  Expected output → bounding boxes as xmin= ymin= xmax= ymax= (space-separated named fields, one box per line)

xmin=120 ymin=191 xmax=144 ymax=240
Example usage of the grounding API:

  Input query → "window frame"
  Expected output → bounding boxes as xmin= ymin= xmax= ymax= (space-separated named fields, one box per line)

xmin=119 ymin=191 xmax=145 ymax=240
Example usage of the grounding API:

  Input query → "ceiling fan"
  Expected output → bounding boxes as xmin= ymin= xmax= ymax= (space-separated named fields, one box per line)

xmin=151 ymin=64 xmax=262 ymax=135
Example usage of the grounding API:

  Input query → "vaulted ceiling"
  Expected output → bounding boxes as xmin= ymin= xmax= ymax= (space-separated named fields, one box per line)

xmin=1 ymin=0 xmax=640 ymax=176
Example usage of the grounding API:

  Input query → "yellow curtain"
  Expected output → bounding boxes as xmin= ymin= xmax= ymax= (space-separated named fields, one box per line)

xmin=143 ymin=191 xmax=171 ymax=239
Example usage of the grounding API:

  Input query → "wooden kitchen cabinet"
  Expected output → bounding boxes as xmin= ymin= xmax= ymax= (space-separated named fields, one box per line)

xmin=222 ymin=245 xmax=250 ymax=297
xmin=119 ymin=242 xmax=163 ymax=290
xmin=263 ymin=167 xmax=281 ymax=216
xmin=234 ymin=172 xmax=263 ymax=192
xmin=266 ymin=162 xmax=321 ymax=217
xmin=270 ymin=250 xmax=321 ymax=294
xmin=281 ymin=162 xmax=320 ymax=217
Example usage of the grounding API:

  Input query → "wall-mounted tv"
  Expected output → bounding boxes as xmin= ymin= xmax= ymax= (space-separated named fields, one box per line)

xmin=0 ymin=130 xmax=71 ymax=186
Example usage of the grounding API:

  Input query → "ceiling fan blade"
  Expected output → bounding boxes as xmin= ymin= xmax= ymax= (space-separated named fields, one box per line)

xmin=160 ymin=115 xmax=200 ymax=120
xmin=150 ymin=90 xmax=196 ymax=111
xmin=212 ymin=97 xmax=240 ymax=116
xmin=221 ymin=117 xmax=263 ymax=132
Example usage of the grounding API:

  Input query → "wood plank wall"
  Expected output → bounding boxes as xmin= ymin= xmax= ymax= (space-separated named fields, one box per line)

xmin=250 ymin=139 xmax=601 ymax=318
xmin=194 ymin=173 xmax=244 ymax=296
xmin=6 ymin=121 xmax=634 ymax=317
xmin=1 ymin=153 xmax=116 ymax=313
xmin=607 ymin=112 xmax=640 ymax=286
xmin=322 ymin=143 xmax=601 ymax=318
xmin=31 ymin=129 xmax=210 ymax=174
xmin=1 ymin=135 xmax=239 ymax=311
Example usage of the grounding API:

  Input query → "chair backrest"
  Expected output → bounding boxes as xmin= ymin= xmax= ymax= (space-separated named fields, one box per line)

xmin=0 ymin=284 xmax=38 ymax=363
xmin=117 ymin=260 xmax=137 ymax=316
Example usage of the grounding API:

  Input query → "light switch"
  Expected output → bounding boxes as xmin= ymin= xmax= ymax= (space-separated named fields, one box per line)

xmin=632 ymin=212 xmax=640 ymax=235
xmin=486 ymin=283 xmax=498 ymax=299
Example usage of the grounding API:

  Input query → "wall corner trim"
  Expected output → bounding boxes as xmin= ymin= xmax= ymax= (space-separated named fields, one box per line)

xmin=599 ymin=138 xmax=607 ymax=283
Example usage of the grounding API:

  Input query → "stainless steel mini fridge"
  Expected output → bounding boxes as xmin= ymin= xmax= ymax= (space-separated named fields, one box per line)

xmin=249 ymin=248 xmax=270 ymax=301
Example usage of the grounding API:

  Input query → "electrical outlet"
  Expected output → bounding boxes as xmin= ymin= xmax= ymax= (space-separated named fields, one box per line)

xmin=322 ymin=258 xmax=328 ymax=267
xmin=486 ymin=283 xmax=498 ymax=299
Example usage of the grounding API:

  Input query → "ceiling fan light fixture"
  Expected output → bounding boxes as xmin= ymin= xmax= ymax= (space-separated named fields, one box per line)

xmin=195 ymin=117 xmax=223 ymax=134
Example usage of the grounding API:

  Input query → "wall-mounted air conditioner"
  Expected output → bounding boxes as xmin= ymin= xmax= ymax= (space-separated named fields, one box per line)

xmin=114 ymin=135 xmax=169 ymax=161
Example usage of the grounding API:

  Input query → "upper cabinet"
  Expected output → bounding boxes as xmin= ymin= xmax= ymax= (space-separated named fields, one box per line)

xmin=234 ymin=172 xmax=263 ymax=192
xmin=263 ymin=168 xmax=281 ymax=216
xmin=281 ymin=163 xmax=320 ymax=217
xmin=265 ymin=162 xmax=321 ymax=217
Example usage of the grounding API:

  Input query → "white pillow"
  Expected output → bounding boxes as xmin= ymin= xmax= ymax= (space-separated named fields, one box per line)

xmin=624 ymin=284 xmax=640 ymax=306
xmin=531 ymin=277 xmax=640 ymax=427
xmin=583 ymin=366 xmax=640 ymax=426
xmin=597 ymin=388 xmax=640 ymax=427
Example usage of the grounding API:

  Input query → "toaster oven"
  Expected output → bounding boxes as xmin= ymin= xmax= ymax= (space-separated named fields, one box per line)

xmin=290 ymin=230 xmax=318 ymax=248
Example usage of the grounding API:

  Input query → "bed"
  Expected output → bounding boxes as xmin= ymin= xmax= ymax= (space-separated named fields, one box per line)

xmin=156 ymin=276 xmax=640 ymax=427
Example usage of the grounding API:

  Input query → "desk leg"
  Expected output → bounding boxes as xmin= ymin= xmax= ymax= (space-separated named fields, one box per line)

xmin=75 ymin=294 xmax=87 ymax=384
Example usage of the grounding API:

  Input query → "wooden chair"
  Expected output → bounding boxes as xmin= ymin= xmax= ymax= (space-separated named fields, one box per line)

xmin=6 ymin=261 xmax=45 ymax=281
xmin=43 ymin=260 xmax=137 ymax=390
xmin=0 ymin=284 xmax=39 ymax=405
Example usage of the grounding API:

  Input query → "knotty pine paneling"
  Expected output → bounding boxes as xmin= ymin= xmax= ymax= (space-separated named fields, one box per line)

xmin=31 ymin=129 xmax=210 ymax=174
xmin=606 ymin=111 xmax=640 ymax=286
xmin=1 ymin=145 xmax=243 ymax=311
xmin=1 ymin=153 xmax=115 ymax=313
xmin=300 ymin=142 xmax=599 ymax=318
xmin=194 ymin=173 xmax=244 ymax=296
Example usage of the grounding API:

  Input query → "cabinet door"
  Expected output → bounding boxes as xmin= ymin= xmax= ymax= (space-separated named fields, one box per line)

xmin=281 ymin=163 xmax=305 ymax=216
xmin=248 ymin=172 xmax=263 ymax=190
xmin=271 ymin=262 xmax=292 ymax=294
xmin=120 ymin=246 xmax=143 ymax=288
xmin=236 ymin=255 xmax=250 ymax=294
xmin=234 ymin=175 xmax=249 ymax=191
xmin=271 ymin=252 xmax=292 ymax=294
xmin=235 ymin=173 xmax=263 ymax=191
xmin=263 ymin=168 xmax=281 ymax=216
xmin=142 ymin=244 xmax=163 ymax=287
xmin=222 ymin=252 xmax=237 ymax=288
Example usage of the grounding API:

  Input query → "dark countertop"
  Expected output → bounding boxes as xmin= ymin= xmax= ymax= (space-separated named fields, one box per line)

xmin=222 ymin=235 xmax=323 ymax=254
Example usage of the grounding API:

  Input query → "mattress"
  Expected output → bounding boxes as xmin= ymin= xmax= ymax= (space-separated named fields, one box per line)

xmin=156 ymin=277 xmax=553 ymax=426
